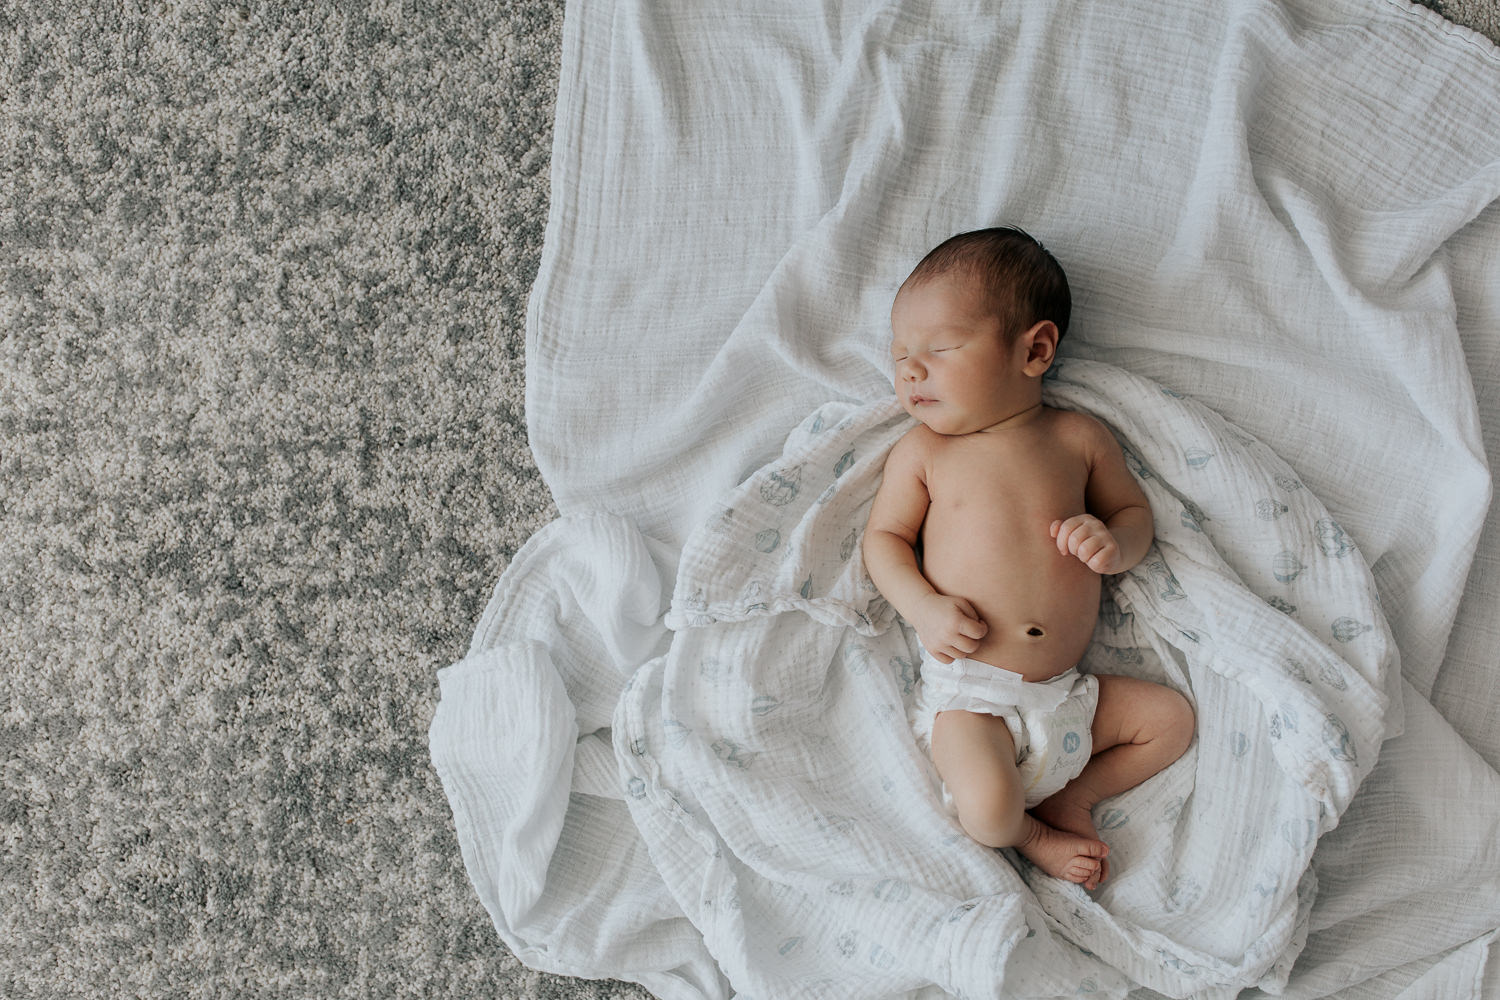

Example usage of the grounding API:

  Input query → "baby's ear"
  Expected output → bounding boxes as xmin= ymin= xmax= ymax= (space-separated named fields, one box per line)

xmin=1020 ymin=320 xmax=1060 ymax=376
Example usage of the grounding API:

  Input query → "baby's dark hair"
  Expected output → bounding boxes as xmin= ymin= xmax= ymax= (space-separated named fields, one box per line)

xmin=901 ymin=227 xmax=1071 ymax=342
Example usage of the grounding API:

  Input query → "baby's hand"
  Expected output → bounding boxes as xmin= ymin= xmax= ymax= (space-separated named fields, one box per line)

xmin=912 ymin=592 xmax=988 ymax=663
xmin=1051 ymin=515 xmax=1125 ymax=575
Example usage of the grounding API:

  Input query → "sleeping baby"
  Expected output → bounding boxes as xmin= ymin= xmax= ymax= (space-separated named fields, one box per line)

xmin=863 ymin=228 xmax=1195 ymax=889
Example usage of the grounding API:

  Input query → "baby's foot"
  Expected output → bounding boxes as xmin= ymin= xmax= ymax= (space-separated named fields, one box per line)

xmin=1015 ymin=815 xmax=1109 ymax=888
xmin=1031 ymin=795 xmax=1111 ymax=886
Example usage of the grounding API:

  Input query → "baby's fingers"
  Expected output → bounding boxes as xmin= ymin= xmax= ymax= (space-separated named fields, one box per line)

xmin=1075 ymin=534 xmax=1109 ymax=564
xmin=946 ymin=607 xmax=988 ymax=657
xmin=1086 ymin=545 xmax=1123 ymax=574
xmin=952 ymin=598 xmax=990 ymax=639
xmin=1052 ymin=515 xmax=1093 ymax=556
xmin=946 ymin=623 xmax=987 ymax=657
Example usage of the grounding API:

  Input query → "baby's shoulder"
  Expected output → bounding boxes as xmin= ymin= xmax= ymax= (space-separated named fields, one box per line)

xmin=887 ymin=423 xmax=942 ymax=468
xmin=1045 ymin=406 xmax=1114 ymax=447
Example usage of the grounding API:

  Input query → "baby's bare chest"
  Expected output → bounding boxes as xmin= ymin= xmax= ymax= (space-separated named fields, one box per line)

xmin=923 ymin=437 xmax=1090 ymax=521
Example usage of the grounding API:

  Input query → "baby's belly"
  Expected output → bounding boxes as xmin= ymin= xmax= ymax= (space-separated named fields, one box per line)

xmin=922 ymin=526 xmax=1102 ymax=682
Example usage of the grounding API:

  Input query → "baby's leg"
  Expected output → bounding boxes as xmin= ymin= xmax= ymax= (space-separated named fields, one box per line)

xmin=930 ymin=709 xmax=1108 ymax=886
xmin=1032 ymin=674 xmax=1194 ymax=878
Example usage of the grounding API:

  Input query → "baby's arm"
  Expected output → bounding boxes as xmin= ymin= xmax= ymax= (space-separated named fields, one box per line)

xmin=863 ymin=432 xmax=989 ymax=663
xmin=1051 ymin=417 xmax=1153 ymax=575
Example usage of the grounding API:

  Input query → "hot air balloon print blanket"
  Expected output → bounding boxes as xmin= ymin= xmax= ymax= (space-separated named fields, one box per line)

xmin=644 ymin=359 xmax=1395 ymax=997
xmin=432 ymin=359 xmax=1403 ymax=998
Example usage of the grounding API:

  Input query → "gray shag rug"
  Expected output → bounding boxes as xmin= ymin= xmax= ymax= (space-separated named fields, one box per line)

xmin=2 ymin=2 xmax=1495 ymax=998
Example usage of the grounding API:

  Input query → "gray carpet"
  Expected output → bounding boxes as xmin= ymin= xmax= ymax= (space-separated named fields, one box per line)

xmin=2 ymin=2 xmax=1495 ymax=998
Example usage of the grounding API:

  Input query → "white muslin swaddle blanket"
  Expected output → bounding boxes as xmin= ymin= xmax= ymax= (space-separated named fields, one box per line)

xmin=434 ymin=359 xmax=1397 ymax=999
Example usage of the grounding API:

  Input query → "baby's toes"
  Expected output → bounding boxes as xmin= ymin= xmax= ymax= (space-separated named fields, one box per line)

xmin=1063 ymin=856 xmax=1101 ymax=884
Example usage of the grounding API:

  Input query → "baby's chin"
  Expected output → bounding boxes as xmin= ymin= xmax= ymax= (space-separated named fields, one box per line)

xmin=910 ymin=411 xmax=979 ymax=436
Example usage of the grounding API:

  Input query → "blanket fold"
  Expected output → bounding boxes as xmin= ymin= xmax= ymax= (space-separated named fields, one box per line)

xmin=432 ymin=515 xmax=733 ymax=999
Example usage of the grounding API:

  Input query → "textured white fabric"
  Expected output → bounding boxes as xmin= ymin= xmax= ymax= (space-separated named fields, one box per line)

xmin=433 ymin=0 xmax=1500 ymax=996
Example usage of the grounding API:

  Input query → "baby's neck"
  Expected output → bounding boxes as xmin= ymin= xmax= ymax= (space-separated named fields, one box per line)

xmin=975 ymin=400 xmax=1046 ymax=433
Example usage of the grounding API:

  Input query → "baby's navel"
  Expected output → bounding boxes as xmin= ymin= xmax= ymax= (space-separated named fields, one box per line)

xmin=1023 ymin=623 xmax=1046 ymax=639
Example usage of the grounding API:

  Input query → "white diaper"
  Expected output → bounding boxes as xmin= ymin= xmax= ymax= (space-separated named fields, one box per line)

xmin=911 ymin=652 xmax=1099 ymax=809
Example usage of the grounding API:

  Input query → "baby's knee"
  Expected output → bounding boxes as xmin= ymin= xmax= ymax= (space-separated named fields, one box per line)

xmin=1152 ymin=687 xmax=1195 ymax=759
xmin=952 ymin=786 xmax=1027 ymax=848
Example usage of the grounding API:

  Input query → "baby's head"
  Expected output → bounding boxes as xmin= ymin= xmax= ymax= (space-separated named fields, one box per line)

xmin=898 ymin=227 xmax=1070 ymax=346
xmin=890 ymin=228 xmax=1071 ymax=434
